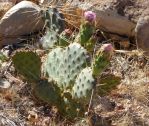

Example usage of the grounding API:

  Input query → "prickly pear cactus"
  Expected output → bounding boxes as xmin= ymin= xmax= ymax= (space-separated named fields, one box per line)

xmin=67 ymin=67 xmax=95 ymax=117
xmin=79 ymin=21 xmax=95 ymax=45
xmin=12 ymin=51 xmax=41 ymax=82
xmin=59 ymin=29 xmax=72 ymax=47
xmin=40 ymin=7 xmax=65 ymax=49
xmin=93 ymin=44 xmax=114 ymax=76
xmin=11 ymin=17 xmax=117 ymax=119
xmin=34 ymin=79 xmax=67 ymax=113
xmin=44 ymin=47 xmax=63 ymax=82
xmin=72 ymin=67 xmax=95 ymax=100
xmin=12 ymin=50 xmax=68 ymax=115
xmin=42 ymin=7 xmax=65 ymax=33
xmin=85 ymin=34 xmax=96 ymax=52
xmin=44 ymin=42 xmax=87 ymax=89
xmin=62 ymin=96 xmax=85 ymax=119
xmin=93 ymin=53 xmax=109 ymax=76
xmin=62 ymin=67 xmax=95 ymax=119
xmin=41 ymin=29 xmax=58 ymax=49
xmin=74 ymin=11 xmax=96 ymax=51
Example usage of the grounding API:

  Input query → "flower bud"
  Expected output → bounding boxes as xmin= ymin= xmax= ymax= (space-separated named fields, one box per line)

xmin=84 ymin=11 xmax=96 ymax=22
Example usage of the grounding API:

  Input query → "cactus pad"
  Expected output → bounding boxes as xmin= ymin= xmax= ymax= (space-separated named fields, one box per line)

xmin=44 ymin=47 xmax=63 ymax=84
xmin=93 ymin=53 xmax=110 ymax=76
xmin=41 ymin=7 xmax=65 ymax=49
xmin=79 ymin=21 xmax=95 ymax=45
xmin=34 ymin=79 xmax=66 ymax=113
xmin=12 ymin=51 xmax=41 ymax=82
xmin=44 ymin=43 xmax=87 ymax=89
xmin=42 ymin=7 xmax=65 ymax=33
xmin=41 ymin=29 xmax=58 ymax=49
xmin=93 ymin=44 xmax=114 ymax=76
xmin=72 ymin=67 xmax=95 ymax=99
xmin=58 ymin=29 xmax=72 ymax=47
xmin=63 ymin=97 xmax=85 ymax=119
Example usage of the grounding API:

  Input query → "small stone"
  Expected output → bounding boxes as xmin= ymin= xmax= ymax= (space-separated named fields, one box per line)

xmin=0 ymin=79 xmax=11 ymax=92
xmin=27 ymin=110 xmax=38 ymax=123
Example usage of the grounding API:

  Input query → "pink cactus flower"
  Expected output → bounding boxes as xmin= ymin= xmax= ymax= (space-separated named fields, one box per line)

xmin=99 ymin=44 xmax=114 ymax=60
xmin=84 ymin=11 xmax=96 ymax=22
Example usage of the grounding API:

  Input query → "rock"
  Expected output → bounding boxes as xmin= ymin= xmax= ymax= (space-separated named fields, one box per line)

xmin=0 ymin=79 xmax=11 ymax=92
xmin=135 ymin=9 xmax=149 ymax=55
xmin=16 ymin=0 xmax=39 ymax=4
xmin=0 ymin=1 xmax=44 ymax=47
xmin=92 ymin=8 xmax=135 ymax=37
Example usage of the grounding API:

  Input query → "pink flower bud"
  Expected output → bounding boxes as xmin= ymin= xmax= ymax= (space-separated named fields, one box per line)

xmin=84 ymin=11 xmax=96 ymax=22
xmin=101 ymin=44 xmax=114 ymax=53
xmin=64 ymin=29 xmax=72 ymax=35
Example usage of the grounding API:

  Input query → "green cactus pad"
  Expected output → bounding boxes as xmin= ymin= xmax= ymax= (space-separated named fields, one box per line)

xmin=93 ymin=53 xmax=110 ymax=76
xmin=93 ymin=44 xmax=114 ymax=77
xmin=41 ymin=29 xmax=58 ymax=49
xmin=93 ymin=44 xmax=114 ymax=76
xmin=74 ymin=21 xmax=95 ymax=51
xmin=72 ymin=67 xmax=95 ymax=100
xmin=63 ymin=97 xmax=85 ymax=119
xmin=79 ymin=21 xmax=95 ymax=44
xmin=35 ymin=79 xmax=85 ymax=119
xmin=42 ymin=7 xmax=65 ymax=33
xmin=58 ymin=31 xmax=71 ymax=47
xmin=41 ymin=7 xmax=65 ymax=49
xmin=44 ymin=43 xmax=87 ymax=89
xmin=85 ymin=35 xmax=96 ymax=52
xmin=33 ymin=79 xmax=66 ymax=113
xmin=44 ymin=47 xmax=63 ymax=84
xmin=12 ymin=51 xmax=41 ymax=82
